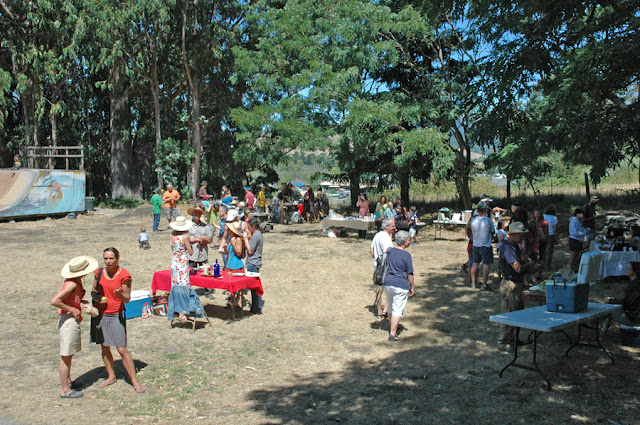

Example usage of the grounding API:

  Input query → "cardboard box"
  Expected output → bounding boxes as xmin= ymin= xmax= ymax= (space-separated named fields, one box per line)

xmin=126 ymin=290 xmax=151 ymax=318
xmin=546 ymin=281 xmax=589 ymax=313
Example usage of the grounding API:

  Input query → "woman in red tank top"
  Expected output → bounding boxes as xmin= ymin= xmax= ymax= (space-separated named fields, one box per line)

xmin=91 ymin=247 xmax=145 ymax=393
xmin=51 ymin=255 xmax=98 ymax=398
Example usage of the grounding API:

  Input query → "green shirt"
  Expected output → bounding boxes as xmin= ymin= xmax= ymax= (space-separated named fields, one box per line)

xmin=151 ymin=194 xmax=162 ymax=214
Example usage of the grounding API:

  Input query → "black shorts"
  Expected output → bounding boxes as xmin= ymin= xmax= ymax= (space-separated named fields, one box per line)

xmin=568 ymin=238 xmax=583 ymax=252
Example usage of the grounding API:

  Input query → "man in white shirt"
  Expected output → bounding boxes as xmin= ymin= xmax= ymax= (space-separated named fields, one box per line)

xmin=470 ymin=202 xmax=495 ymax=290
xmin=370 ymin=218 xmax=395 ymax=318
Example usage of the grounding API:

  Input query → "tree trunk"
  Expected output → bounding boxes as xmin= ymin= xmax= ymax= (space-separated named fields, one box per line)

xmin=399 ymin=172 xmax=410 ymax=207
xmin=50 ymin=84 xmax=58 ymax=169
xmin=150 ymin=61 xmax=164 ymax=189
xmin=451 ymin=125 xmax=472 ymax=210
xmin=189 ymin=78 xmax=203 ymax=201
xmin=109 ymin=62 xmax=137 ymax=199
xmin=349 ymin=171 xmax=361 ymax=207
xmin=506 ymin=177 xmax=511 ymax=201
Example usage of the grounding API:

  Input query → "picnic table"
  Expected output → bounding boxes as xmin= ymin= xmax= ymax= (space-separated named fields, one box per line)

xmin=322 ymin=216 xmax=375 ymax=237
xmin=151 ymin=269 xmax=264 ymax=321
xmin=489 ymin=303 xmax=622 ymax=390
xmin=432 ymin=218 xmax=467 ymax=240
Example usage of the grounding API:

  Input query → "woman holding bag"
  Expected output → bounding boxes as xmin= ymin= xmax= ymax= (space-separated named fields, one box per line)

xmin=51 ymin=255 xmax=98 ymax=398
xmin=91 ymin=247 xmax=145 ymax=393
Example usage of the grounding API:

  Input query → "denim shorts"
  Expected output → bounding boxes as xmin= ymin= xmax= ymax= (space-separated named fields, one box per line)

xmin=472 ymin=246 xmax=493 ymax=265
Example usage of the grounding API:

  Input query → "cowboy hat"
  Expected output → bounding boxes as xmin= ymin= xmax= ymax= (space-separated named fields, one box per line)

xmin=231 ymin=199 xmax=239 ymax=206
xmin=187 ymin=206 xmax=205 ymax=216
xmin=170 ymin=216 xmax=193 ymax=232
xmin=508 ymin=221 xmax=528 ymax=234
xmin=226 ymin=221 xmax=242 ymax=236
xmin=590 ymin=195 xmax=600 ymax=203
xmin=61 ymin=256 xmax=99 ymax=278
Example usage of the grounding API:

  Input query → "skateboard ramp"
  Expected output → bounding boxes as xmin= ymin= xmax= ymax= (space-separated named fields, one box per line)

xmin=0 ymin=169 xmax=86 ymax=219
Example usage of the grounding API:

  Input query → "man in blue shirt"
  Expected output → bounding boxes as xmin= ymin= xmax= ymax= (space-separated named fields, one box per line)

xmin=498 ymin=221 xmax=532 ymax=349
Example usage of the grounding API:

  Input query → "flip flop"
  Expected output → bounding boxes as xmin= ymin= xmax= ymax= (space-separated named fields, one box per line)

xmin=98 ymin=379 xmax=116 ymax=389
xmin=388 ymin=334 xmax=400 ymax=342
xmin=60 ymin=390 xmax=83 ymax=399
xmin=134 ymin=386 xmax=146 ymax=394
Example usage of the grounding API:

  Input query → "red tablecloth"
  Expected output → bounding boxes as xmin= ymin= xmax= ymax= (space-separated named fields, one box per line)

xmin=151 ymin=270 xmax=263 ymax=296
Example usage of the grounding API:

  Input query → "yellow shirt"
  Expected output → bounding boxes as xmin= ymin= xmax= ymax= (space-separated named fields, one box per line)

xmin=257 ymin=190 xmax=266 ymax=207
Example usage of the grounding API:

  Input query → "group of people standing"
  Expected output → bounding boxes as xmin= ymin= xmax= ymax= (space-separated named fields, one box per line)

xmin=51 ymin=248 xmax=145 ymax=398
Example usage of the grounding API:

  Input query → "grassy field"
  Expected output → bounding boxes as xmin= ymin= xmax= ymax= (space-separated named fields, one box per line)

xmin=0 ymin=205 xmax=639 ymax=424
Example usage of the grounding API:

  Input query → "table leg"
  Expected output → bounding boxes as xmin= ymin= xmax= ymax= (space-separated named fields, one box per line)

xmin=565 ymin=318 xmax=615 ymax=364
xmin=499 ymin=328 xmax=552 ymax=391
xmin=228 ymin=292 xmax=237 ymax=323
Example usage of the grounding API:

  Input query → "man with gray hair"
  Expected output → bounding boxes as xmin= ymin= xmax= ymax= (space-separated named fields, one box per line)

xmin=370 ymin=218 xmax=395 ymax=318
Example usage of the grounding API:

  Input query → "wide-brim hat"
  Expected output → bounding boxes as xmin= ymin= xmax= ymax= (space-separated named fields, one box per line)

xmin=590 ymin=195 xmax=600 ymax=203
xmin=170 ymin=216 xmax=193 ymax=231
xmin=187 ymin=206 xmax=205 ymax=217
xmin=61 ymin=256 xmax=99 ymax=278
xmin=231 ymin=199 xmax=239 ymax=206
xmin=226 ymin=221 xmax=242 ymax=236
xmin=508 ymin=221 xmax=528 ymax=234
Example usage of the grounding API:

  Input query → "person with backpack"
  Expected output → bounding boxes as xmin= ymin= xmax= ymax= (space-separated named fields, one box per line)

xmin=370 ymin=218 xmax=395 ymax=318
xmin=384 ymin=230 xmax=415 ymax=342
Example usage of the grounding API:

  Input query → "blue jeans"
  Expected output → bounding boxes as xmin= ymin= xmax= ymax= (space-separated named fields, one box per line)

xmin=247 ymin=264 xmax=262 ymax=312
xmin=153 ymin=213 xmax=161 ymax=231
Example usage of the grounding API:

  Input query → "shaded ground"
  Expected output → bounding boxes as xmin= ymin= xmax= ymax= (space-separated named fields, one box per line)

xmin=0 ymin=205 xmax=638 ymax=424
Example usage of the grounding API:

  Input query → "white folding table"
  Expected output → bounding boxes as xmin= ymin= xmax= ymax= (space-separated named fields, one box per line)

xmin=489 ymin=303 xmax=622 ymax=390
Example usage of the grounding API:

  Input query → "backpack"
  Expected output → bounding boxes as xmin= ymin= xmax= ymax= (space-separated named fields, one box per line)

xmin=373 ymin=248 xmax=391 ymax=286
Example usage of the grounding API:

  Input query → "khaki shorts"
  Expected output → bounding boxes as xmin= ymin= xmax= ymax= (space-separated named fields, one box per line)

xmin=58 ymin=314 xmax=81 ymax=356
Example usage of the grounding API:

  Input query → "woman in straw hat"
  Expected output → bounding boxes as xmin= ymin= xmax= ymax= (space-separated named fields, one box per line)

xmin=91 ymin=247 xmax=145 ymax=393
xmin=225 ymin=221 xmax=246 ymax=309
xmin=51 ymin=256 xmax=98 ymax=398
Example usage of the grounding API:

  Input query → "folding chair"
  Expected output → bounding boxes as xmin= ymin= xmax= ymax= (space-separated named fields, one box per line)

xmin=168 ymin=285 xmax=213 ymax=332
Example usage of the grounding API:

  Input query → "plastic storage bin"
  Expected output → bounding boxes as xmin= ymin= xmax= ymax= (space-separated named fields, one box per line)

xmin=546 ymin=281 xmax=589 ymax=313
xmin=126 ymin=290 xmax=151 ymax=318
xmin=620 ymin=325 xmax=640 ymax=347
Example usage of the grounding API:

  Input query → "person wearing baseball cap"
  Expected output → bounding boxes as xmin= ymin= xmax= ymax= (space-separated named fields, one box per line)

xmin=498 ymin=222 xmax=538 ymax=349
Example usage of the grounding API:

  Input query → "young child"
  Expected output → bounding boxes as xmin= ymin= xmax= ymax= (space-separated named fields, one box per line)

xmin=408 ymin=206 xmax=421 ymax=243
xmin=139 ymin=227 xmax=151 ymax=249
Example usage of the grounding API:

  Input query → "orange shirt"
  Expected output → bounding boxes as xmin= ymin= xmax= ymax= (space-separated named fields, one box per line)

xmin=58 ymin=278 xmax=84 ymax=316
xmin=95 ymin=268 xmax=132 ymax=314
xmin=163 ymin=189 xmax=180 ymax=208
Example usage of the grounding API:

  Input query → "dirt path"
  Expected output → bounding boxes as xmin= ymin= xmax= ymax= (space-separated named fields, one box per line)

xmin=0 ymin=207 xmax=639 ymax=424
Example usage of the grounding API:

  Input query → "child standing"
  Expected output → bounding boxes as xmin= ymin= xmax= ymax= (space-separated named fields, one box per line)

xmin=139 ymin=227 xmax=151 ymax=249
xmin=408 ymin=206 xmax=421 ymax=243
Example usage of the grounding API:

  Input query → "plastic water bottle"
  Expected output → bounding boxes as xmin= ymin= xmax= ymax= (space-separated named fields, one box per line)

xmin=213 ymin=259 xmax=220 ymax=277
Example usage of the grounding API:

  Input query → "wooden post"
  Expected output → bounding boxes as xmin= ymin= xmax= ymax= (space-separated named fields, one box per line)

xmin=584 ymin=173 xmax=590 ymax=201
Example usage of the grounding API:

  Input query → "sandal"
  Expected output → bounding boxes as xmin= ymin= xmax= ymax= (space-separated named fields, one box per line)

xmin=99 ymin=379 xmax=116 ymax=389
xmin=134 ymin=386 xmax=146 ymax=394
xmin=388 ymin=334 xmax=400 ymax=342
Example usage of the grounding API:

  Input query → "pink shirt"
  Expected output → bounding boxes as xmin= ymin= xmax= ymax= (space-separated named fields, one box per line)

xmin=357 ymin=199 xmax=370 ymax=218
xmin=245 ymin=191 xmax=255 ymax=209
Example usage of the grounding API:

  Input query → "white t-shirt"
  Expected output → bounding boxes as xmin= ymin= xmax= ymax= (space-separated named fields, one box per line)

xmin=471 ymin=216 xmax=495 ymax=247
xmin=371 ymin=231 xmax=393 ymax=268
xmin=543 ymin=214 xmax=557 ymax=235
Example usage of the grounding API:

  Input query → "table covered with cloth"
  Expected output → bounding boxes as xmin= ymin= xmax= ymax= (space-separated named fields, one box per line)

xmin=151 ymin=269 xmax=264 ymax=296
xmin=589 ymin=242 xmax=640 ymax=278
xmin=322 ymin=216 xmax=374 ymax=231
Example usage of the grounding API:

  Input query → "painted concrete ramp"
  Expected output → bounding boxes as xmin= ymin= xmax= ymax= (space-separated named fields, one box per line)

xmin=0 ymin=169 xmax=86 ymax=219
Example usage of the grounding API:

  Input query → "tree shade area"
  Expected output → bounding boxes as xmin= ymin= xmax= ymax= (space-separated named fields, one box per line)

xmin=0 ymin=0 xmax=638 ymax=204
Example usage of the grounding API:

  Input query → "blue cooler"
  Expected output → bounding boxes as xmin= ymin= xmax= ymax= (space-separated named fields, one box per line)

xmin=126 ymin=290 xmax=151 ymax=318
xmin=546 ymin=280 xmax=589 ymax=313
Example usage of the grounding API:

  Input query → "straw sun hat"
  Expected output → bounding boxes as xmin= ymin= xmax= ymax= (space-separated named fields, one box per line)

xmin=61 ymin=256 xmax=99 ymax=278
xmin=187 ymin=206 xmax=205 ymax=217
xmin=170 ymin=216 xmax=193 ymax=232
xmin=507 ymin=221 xmax=528 ymax=234
xmin=226 ymin=221 xmax=242 ymax=236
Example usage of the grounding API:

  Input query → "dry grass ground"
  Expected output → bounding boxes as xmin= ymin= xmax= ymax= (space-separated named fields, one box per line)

xmin=1 ymin=206 xmax=639 ymax=424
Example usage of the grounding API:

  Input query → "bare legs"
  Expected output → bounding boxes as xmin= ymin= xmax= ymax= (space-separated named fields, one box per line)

xmin=100 ymin=345 xmax=143 ymax=391
xmin=59 ymin=355 xmax=74 ymax=396
xmin=470 ymin=263 xmax=490 ymax=288
xmin=389 ymin=314 xmax=401 ymax=336
xmin=374 ymin=289 xmax=387 ymax=316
